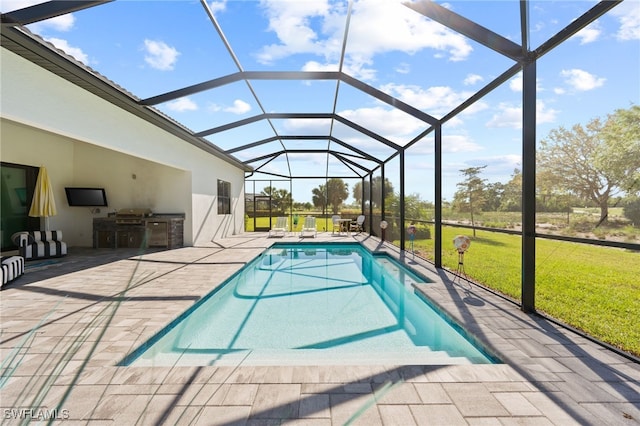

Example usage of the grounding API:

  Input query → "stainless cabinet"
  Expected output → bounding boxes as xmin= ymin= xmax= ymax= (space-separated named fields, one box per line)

xmin=146 ymin=221 xmax=168 ymax=247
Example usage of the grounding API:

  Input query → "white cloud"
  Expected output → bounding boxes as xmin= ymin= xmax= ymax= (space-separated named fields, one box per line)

xmin=463 ymin=74 xmax=483 ymax=86
xmin=509 ymin=74 xmax=522 ymax=92
xmin=442 ymin=134 xmax=483 ymax=153
xmin=346 ymin=1 xmax=472 ymax=62
xmin=224 ymin=99 xmax=252 ymax=114
xmin=302 ymin=59 xmax=379 ymax=82
xmin=479 ymin=154 xmax=522 ymax=175
xmin=444 ymin=116 xmax=465 ymax=127
xmin=207 ymin=103 xmax=222 ymax=113
xmin=610 ymin=1 xmax=640 ymax=41
xmin=3 ymin=0 xmax=75 ymax=31
xmin=536 ymin=101 xmax=558 ymax=124
xmin=395 ymin=63 xmax=411 ymax=74
xmin=143 ymin=39 xmax=180 ymax=71
xmin=256 ymin=0 xmax=473 ymax=80
xmin=339 ymin=106 xmax=427 ymax=142
xmin=32 ymin=14 xmax=75 ymax=32
xmin=283 ymin=118 xmax=332 ymax=132
xmin=486 ymin=100 xmax=558 ymax=129
xmin=572 ymin=21 xmax=601 ymax=44
xmin=302 ymin=61 xmax=339 ymax=72
xmin=255 ymin=0 xmax=332 ymax=64
xmin=486 ymin=104 xmax=522 ymax=128
xmin=208 ymin=0 xmax=227 ymax=15
xmin=380 ymin=83 xmax=478 ymax=118
xmin=404 ymin=133 xmax=485 ymax=157
xmin=509 ymin=73 xmax=543 ymax=93
xmin=560 ymin=69 xmax=605 ymax=91
xmin=167 ymin=97 xmax=198 ymax=112
xmin=207 ymin=100 xmax=252 ymax=114
xmin=44 ymin=37 xmax=89 ymax=65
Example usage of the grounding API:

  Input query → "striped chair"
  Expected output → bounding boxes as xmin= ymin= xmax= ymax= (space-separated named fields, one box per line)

xmin=12 ymin=230 xmax=68 ymax=260
xmin=1 ymin=256 xmax=24 ymax=288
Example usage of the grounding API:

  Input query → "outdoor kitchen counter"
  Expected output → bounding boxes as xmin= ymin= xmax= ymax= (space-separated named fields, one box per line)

xmin=93 ymin=214 xmax=184 ymax=249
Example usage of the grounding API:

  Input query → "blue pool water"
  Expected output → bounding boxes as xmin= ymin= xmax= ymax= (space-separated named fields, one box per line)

xmin=122 ymin=243 xmax=497 ymax=366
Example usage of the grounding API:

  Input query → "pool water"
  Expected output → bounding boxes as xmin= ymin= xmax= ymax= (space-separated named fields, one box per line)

xmin=123 ymin=243 xmax=497 ymax=366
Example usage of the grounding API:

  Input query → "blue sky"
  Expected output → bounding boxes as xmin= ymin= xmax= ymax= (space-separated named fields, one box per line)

xmin=4 ymin=0 xmax=639 ymax=203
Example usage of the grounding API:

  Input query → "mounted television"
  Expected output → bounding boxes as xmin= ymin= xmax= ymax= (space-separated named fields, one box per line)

xmin=65 ymin=187 xmax=108 ymax=207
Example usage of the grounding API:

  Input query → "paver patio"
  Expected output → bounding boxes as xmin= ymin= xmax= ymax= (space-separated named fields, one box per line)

xmin=1 ymin=233 xmax=638 ymax=425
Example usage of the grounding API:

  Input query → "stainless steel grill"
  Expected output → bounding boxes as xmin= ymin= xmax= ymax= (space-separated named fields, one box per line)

xmin=115 ymin=208 xmax=152 ymax=225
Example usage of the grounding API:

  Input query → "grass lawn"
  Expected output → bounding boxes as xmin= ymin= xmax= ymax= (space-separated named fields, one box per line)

xmin=410 ymin=228 xmax=640 ymax=357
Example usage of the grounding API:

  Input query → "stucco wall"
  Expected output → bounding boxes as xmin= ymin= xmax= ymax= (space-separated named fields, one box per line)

xmin=1 ymin=48 xmax=245 ymax=247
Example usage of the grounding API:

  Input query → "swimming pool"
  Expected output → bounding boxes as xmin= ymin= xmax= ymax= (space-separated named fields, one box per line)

xmin=122 ymin=243 xmax=498 ymax=366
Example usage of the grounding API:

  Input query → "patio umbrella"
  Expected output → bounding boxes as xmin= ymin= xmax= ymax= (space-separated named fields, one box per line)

xmin=29 ymin=166 xmax=57 ymax=231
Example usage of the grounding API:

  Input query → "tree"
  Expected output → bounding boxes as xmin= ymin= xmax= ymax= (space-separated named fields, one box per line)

xmin=452 ymin=165 xmax=487 ymax=236
xmin=326 ymin=178 xmax=349 ymax=214
xmin=293 ymin=201 xmax=312 ymax=211
xmin=537 ymin=106 xmax=640 ymax=225
xmin=261 ymin=186 xmax=291 ymax=213
xmin=484 ymin=182 xmax=505 ymax=212
xmin=352 ymin=176 xmax=394 ymax=208
xmin=311 ymin=185 xmax=327 ymax=215
xmin=597 ymin=105 xmax=640 ymax=195
xmin=386 ymin=192 xmax=434 ymax=220
xmin=498 ymin=169 xmax=522 ymax=212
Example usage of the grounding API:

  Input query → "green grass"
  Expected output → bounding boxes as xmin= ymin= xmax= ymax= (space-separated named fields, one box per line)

xmin=409 ymin=228 xmax=640 ymax=357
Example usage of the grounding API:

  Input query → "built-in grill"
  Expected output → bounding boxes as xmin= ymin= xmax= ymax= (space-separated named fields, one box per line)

xmin=115 ymin=208 xmax=153 ymax=225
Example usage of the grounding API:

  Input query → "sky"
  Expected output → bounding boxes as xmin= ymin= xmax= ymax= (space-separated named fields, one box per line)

xmin=3 ymin=0 xmax=639 ymax=203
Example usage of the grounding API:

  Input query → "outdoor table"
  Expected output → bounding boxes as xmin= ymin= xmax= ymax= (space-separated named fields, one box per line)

xmin=337 ymin=218 xmax=353 ymax=235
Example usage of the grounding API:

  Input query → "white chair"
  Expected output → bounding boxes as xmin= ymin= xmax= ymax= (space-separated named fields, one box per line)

xmin=300 ymin=216 xmax=317 ymax=238
xmin=268 ymin=216 xmax=288 ymax=237
xmin=331 ymin=215 xmax=341 ymax=235
xmin=350 ymin=215 xmax=365 ymax=233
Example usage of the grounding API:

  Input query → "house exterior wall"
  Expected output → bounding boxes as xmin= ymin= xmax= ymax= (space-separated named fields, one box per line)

xmin=1 ymin=48 xmax=245 ymax=247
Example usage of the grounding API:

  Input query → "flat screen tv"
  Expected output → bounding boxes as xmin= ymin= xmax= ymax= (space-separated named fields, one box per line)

xmin=65 ymin=187 xmax=108 ymax=207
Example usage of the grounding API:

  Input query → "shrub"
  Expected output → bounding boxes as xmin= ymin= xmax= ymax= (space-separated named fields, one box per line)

xmin=569 ymin=217 xmax=595 ymax=233
xmin=383 ymin=221 xmax=431 ymax=241
xmin=623 ymin=226 xmax=638 ymax=241
xmin=483 ymin=221 xmax=509 ymax=229
xmin=623 ymin=198 xmax=640 ymax=227
xmin=412 ymin=223 xmax=431 ymax=239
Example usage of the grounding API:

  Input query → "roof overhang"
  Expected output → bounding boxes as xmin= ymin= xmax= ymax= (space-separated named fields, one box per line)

xmin=0 ymin=25 xmax=253 ymax=172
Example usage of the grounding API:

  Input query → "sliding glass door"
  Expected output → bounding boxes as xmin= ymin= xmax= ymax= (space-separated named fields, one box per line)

xmin=0 ymin=162 xmax=39 ymax=250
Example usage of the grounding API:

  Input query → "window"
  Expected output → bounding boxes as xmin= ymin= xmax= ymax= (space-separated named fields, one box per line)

xmin=217 ymin=180 xmax=231 ymax=215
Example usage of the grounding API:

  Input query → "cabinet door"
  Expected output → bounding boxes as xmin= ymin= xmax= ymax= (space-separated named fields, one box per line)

xmin=117 ymin=230 xmax=144 ymax=248
xmin=116 ymin=231 xmax=130 ymax=248
xmin=128 ymin=230 xmax=146 ymax=248
xmin=147 ymin=222 xmax=168 ymax=247
xmin=96 ymin=230 xmax=114 ymax=248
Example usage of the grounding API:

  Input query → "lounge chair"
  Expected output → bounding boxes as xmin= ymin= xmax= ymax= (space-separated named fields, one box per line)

xmin=268 ymin=216 xmax=288 ymax=237
xmin=350 ymin=215 xmax=365 ymax=234
xmin=331 ymin=215 xmax=341 ymax=235
xmin=300 ymin=216 xmax=317 ymax=238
